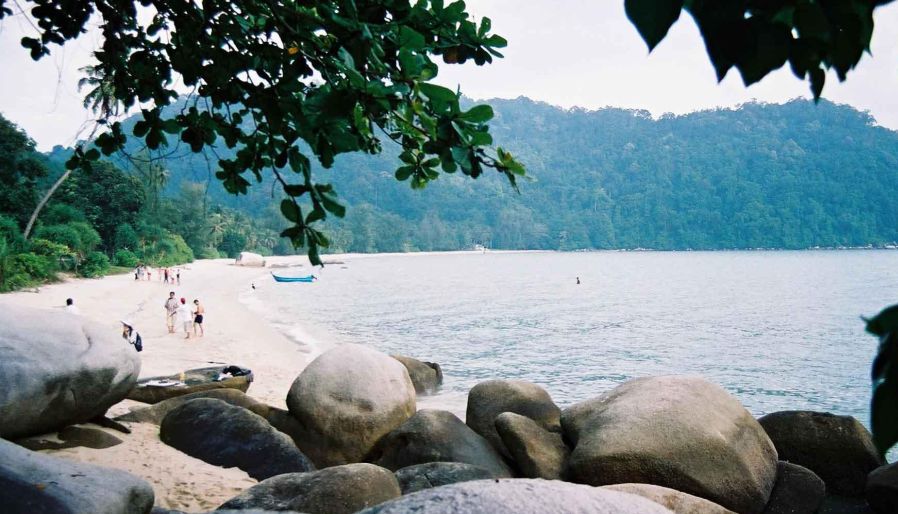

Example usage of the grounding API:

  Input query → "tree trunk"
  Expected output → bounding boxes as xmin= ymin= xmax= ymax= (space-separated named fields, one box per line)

xmin=24 ymin=170 xmax=71 ymax=240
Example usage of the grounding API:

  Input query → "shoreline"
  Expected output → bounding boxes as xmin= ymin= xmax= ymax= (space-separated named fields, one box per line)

xmin=0 ymin=258 xmax=317 ymax=510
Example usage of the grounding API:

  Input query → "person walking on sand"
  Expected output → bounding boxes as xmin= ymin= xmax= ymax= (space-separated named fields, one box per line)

xmin=192 ymin=299 xmax=205 ymax=337
xmin=177 ymin=298 xmax=192 ymax=339
xmin=163 ymin=268 xmax=169 ymax=284
xmin=164 ymin=291 xmax=178 ymax=333
xmin=176 ymin=268 xmax=181 ymax=285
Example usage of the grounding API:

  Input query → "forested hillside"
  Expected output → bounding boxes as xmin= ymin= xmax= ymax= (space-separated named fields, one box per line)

xmin=4 ymin=96 xmax=897 ymax=292
xmin=110 ymin=97 xmax=898 ymax=253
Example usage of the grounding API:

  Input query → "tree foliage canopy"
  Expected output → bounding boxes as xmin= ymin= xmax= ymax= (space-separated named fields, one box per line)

xmin=625 ymin=0 xmax=894 ymax=98
xmin=1 ymin=0 xmax=523 ymax=264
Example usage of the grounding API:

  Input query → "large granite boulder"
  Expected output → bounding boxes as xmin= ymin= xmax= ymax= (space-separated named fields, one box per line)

xmin=0 ymin=437 xmax=154 ymax=514
xmin=562 ymin=375 xmax=778 ymax=514
xmin=117 ymin=389 xmax=306 ymax=448
xmin=394 ymin=462 xmax=498 ymax=494
xmin=603 ymin=483 xmax=736 ymax=513
xmin=466 ymin=380 xmax=561 ymax=458
xmin=758 ymin=411 xmax=883 ymax=497
xmin=160 ymin=398 xmax=314 ymax=480
xmin=495 ymin=412 xmax=568 ymax=479
xmin=357 ymin=478 xmax=675 ymax=514
xmin=866 ymin=462 xmax=898 ymax=514
xmin=0 ymin=305 xmax=141 ymax=438
xmin=367 ymin=409 xmax=513 ymax=477
xmin=391 ymin=355 xmax=443 ymax=395
xmin=287 ymin=344 xmax=416 ymax=466
xmin=763 ymin=461 xmax=826 ymax=514
xmin=218 ymin=463 xmax=400 ymax=514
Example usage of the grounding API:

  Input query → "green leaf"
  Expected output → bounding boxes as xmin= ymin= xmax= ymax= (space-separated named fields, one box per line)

xmin=399 ymin=26 xmax=426 ymax=50
xmin=419 ymin=83 xmax=458 ymax=104
xmin=280 ymin=199 xmax=300 ymax=222
xmin=625 ymin=0 xmax=684 ymax=51
xmin=395 ymin=165 xmax=415 ymax=181
xmin=871 ymin=332 xmax=898 ymax=457
xmin=865 ymin=304 xmax=898 ymax=337
xmin=459 ymin=105 xmax=494 ymax=123
xmin=320 ymin=194 xmax=346 ymax=218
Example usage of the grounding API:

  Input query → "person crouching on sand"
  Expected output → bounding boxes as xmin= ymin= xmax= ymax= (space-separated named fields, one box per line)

xmin=177 ymin=298 xmax=192 ymax=339
xmin=193 ymin=299 xmax=205 ymax=337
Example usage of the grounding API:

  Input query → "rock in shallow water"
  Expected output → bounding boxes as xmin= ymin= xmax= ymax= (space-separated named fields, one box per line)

xmin=218 ymin=463 xmax=400 ymax=514
xmin=466 ymin=380 xmax=561 ymax=458
xmin=562 ymin=375 xmax=778 ymax=514
xmin=367 ymin=409 xmax=513 ymax=477
xmin=286 ymin=343 xmax=417 ymax=467
xmin=356 ymin=478 xmax=675 ymax=514
xmin=391 ymin=354 xmax=443 ymax=394
xmin=0 ymin=437 xmax=154 ymax=514
xmin=160 ymin=398 xmax=314 ymax=480
xmin=758 ymin=411 xmax=883 ymax=497
xmin=0 ymin=304 xmax=141 ymax=439
xmin=394 ymin=462 xmax=498 ymax=494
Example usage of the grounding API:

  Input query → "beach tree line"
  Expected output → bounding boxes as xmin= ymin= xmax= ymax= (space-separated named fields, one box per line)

xmin=0 ymin=113 xmax=285 ymax=291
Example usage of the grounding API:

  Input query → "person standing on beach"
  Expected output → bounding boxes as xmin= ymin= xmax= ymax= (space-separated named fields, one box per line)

xmin=163 ymin=268 xmax=169 ymax=284
xmin=164 ymin=292 xmax=178 ymax=333
xmin=192 ymin=299 xmax=205 ymax=337
xmin=177 ymin=298 xmax=192 ymax=339
xmin=176 ymin=268 xmax=181 ymax=285
xmin=65 ymin=298 xmax=80 ymax=315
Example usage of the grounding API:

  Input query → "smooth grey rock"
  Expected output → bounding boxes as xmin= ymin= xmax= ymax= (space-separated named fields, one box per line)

xmin=603 ymin=483 xmax=736 ymax=513
xmin=367 ymin=409 xmax=513 ymax=477
xmin=818 ymin=495 xmax=874 ymax=514
xmin=0 ymin=304 xmax=141 ymax=438
xmin=391 ymin=355 xmax=443 ymax=395
xmin=562 ymin=375 xmax=778 ymax=514
xmin=117 ymin=389 xmax=306 ymax=448
xmin=866 ymin=462 xmax=898 ymax=514
xmin=495 ymin=412 xmax=568 ymax=479
xmin=758 ymin=411 xmax=883 ymax=496
xmin=466 ymin=380 xmax=561 ymax=458
xmin=395 ymin=462 xmax=497 ymax=494
xmin=357 ymin=478 xmax=674 ymax=514
xmin=15 ymin=425 xmax=123 ymax=451
xmin=286 ymin=344 xmax=416 ymax=467
xmin=218 ymin=463 xmax=400 ymax=514
xmin=763 ymin=461 xmax=826 ymax=514
xmin=0 ymin=437 xmax=154 ymax=514
xmin=160 ymin=398 xmax=314 ymax=480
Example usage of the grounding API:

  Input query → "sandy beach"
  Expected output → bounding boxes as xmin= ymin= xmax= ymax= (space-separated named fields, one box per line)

xmin=0 ymin=258 xmax=313 ymax=511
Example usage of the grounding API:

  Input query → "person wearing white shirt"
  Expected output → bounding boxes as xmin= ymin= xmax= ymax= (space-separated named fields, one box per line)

xmin=176 ymin=298 xmax=192 ymax=339
xmin=65 ymin=298 xmax=80 ymax=315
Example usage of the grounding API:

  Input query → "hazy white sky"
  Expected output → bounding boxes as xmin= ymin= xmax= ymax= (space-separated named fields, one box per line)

xmin=2 ymin=1 xmax=898 ymax=150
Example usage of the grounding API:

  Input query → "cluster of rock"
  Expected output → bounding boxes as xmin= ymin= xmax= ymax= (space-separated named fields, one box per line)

xmin=1 ymin=306 xmax=895 ymax=513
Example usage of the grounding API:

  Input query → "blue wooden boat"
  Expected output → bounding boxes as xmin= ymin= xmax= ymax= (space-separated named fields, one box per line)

xmin=271 ymin=273 xmax=316 ymax=283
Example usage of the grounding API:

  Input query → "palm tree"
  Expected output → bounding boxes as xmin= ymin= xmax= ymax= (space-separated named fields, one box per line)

xmin=78 ymin=63 xmax=120 ymax=118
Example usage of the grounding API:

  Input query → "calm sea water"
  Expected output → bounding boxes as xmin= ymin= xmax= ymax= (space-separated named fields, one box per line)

xmin=245 ymin=250 xmax=898 ymax=434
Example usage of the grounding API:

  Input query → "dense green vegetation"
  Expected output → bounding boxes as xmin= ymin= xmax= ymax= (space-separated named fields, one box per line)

xmin=0 ymin=113 xmax=283 ymax=291
xmin=123 ymin=97 xmax=898 ymax=253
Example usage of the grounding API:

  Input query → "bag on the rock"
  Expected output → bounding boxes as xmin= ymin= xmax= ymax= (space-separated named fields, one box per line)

xmin=133 ymin=333 xmax=143 ymax=352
